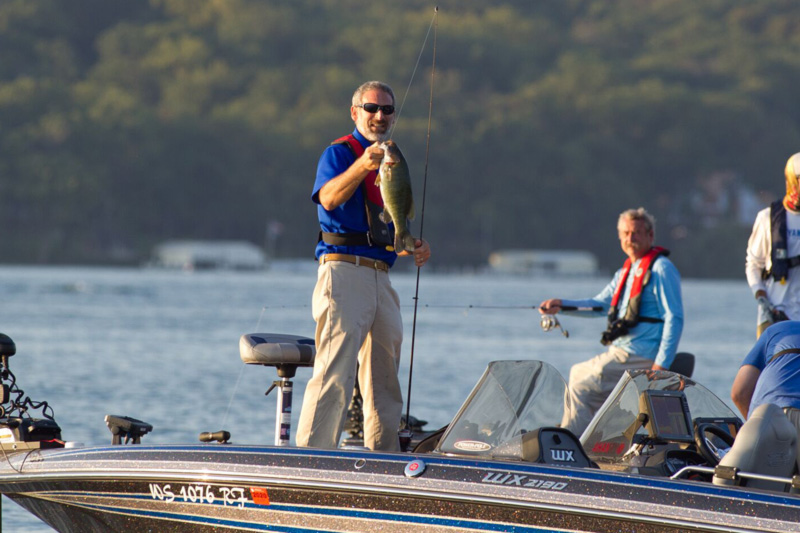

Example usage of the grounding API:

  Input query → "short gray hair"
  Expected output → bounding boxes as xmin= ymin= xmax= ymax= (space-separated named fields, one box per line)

xmin=618 ymin=207 xmax=655 ymax=234
xmin=352 ymin=81 xmax=395 ymax=106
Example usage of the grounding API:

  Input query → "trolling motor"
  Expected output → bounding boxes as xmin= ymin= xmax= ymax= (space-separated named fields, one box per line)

xmin=0 ymin=333 xmax=63 ymax=451
xmin=105 ymin=414 xmax=153 ymax=445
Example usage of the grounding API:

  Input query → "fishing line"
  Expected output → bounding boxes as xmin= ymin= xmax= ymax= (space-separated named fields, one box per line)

xmin=388 ymin=7 xmax=438 ymax=141
xmin=402 ymin=6 xmax=438 ymax=444
xmin=219 ymin=307 xmax=269 ymax=431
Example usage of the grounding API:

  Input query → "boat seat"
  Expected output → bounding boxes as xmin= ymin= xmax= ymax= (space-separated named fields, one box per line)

xmin=713 ymin=403 xmax=797 ymax=492
xmin=669 ymin=352 xmax=694 ymax=378
xmin=239 ymin=333 xmax=315 ymax=378
xmin=522 ymin=427 xmax=597 ymax=468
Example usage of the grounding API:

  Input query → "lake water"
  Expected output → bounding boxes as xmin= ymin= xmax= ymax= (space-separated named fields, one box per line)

xmin=0 ymin=265 xmax=757 ymax=531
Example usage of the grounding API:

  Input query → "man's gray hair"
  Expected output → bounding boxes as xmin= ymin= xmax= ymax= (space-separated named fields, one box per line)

xmin=618 ymin=207 xmax=655 ymax=234
xmin=352 ymin=81 xmax=395 ymax=106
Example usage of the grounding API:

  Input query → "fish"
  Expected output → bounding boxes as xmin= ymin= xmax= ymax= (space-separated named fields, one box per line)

xmin=376 ymin=140 xmax=416 ymax=253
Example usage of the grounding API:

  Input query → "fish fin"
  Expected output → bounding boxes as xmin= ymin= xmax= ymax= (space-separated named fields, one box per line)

xmin=379 ymin=210 xmax=393 ymax=224
xmin=374 ymin=175 xmax=381 ymax=186
xmin=408 ymin=201 xmax=416 ymax=221
xmin=395 ymin=232 xmax=416 ymax=253
xmin=404 ymin=234 xmax=416 ymax=252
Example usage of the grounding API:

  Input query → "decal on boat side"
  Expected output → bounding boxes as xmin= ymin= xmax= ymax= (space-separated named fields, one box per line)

xmin=148 ymin=483 xmax=249 ymax=508
xmin=591 ymin=441 xmax=627 ymax=455
xmin=482 ymin=472 xmax=568 ymax=490
xmin=453 ymin=440 xmax=492 ymax=452
xmin=550 ymin=449 xmax=574 ymax=462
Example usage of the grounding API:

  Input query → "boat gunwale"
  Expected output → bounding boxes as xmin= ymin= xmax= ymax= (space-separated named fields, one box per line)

xmin=3 ymin=443 xmax=799 ymax=506
xmin=0 ymin=468 xmax=789 ymax=533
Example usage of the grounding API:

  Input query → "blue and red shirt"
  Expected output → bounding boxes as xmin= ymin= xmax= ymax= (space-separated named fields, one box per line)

xmin=312 ymin=129 xmax=398 ymax=266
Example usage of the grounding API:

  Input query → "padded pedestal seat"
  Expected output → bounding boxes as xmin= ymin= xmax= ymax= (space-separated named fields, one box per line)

xmin=239 ymin=333 xmax=315 ymax=378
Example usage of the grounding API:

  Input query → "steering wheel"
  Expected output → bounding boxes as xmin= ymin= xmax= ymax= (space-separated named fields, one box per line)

xmin=693 ymin=423 xmax=735 ymax=465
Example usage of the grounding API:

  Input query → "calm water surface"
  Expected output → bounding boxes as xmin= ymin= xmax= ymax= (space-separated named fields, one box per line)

xmin=0 ymin=265 xmax=756 ymax=531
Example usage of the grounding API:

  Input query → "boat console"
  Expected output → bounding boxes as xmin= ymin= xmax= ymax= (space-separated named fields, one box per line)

xmin=521 ymin=427 xmax=596 ymax=468
xmin=582 ymin=369 xmax=745 ymax=478
xmin=638 ymin=389 xmax=694 ymax=443
xmin=431 ymin=361 xmax=597 ymax=467
xmin=425 ymin=360 xmax=755 ymax=481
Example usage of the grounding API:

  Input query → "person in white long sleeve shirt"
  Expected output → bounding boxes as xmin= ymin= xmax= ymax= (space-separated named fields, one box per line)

xmin=745 ymin=152 xmax=800 ymax=337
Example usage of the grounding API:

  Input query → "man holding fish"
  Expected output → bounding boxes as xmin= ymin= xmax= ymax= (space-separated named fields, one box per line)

xmin=297 ymin=81 xmax=431 ymax=451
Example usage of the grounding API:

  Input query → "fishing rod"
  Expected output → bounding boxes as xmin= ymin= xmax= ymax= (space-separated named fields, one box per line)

xmin=550 ymin=305 xmax=603 ymax=312
xmin=400 ymin=6 xmax=438 ymax=451
xmin=256 ymin=303 xmax=603 ymax=311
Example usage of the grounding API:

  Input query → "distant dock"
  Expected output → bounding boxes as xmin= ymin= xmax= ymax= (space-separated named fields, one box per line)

xmin=488 ymin=249 xmax=598 ymax=277
xmin=149 ymin=240 xmax=268 ymax=271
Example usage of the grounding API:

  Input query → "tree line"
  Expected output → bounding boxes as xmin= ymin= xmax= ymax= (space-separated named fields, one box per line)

xmin=1 ymin=0 xmax=799 ymax=277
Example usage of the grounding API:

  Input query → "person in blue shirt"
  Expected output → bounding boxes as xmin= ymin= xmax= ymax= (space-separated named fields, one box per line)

xmin=296 ymin=80 xmax=431 ymax=451
xmin=539 ymin=207 xmax=684 ymax=436
xmin=731 ymin=321 xmax=800 ymax=440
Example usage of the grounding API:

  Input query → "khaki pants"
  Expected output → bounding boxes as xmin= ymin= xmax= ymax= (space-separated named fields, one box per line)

xmin=562 ymin=346 xmax=653 ymax=437
xmin=783 ymin=407 xmax=800 ymax=474
xmin=296 ymin=260 xmax=403 ymax=451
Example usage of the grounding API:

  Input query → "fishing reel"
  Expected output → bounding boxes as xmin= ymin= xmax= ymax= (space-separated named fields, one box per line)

xmin=540 ymin=314 xmax=569 ymax=338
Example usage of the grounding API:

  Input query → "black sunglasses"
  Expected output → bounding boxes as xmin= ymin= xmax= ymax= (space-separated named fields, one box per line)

xmin=356 ymin=103 xmax=395 ymax=115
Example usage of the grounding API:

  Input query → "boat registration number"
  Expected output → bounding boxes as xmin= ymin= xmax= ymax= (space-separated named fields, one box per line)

xmin=149 ymin=483 xmax=250 ymax=508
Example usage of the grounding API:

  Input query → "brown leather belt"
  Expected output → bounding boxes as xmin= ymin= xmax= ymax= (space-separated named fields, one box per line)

xmin=320 ymin=253 xmax=390 ymax=272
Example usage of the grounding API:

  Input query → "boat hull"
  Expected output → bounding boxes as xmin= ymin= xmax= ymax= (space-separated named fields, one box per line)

xmin=1 ymin=444 xmax=799 ymax=533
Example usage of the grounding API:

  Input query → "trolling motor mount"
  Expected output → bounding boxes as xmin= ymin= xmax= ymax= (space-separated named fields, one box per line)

xmin=0 ymin=333 xmax=64 ymax=450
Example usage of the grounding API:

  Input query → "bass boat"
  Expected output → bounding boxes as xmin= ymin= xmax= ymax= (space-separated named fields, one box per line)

xmin=1 ymin=332 xmax=799 ymax=532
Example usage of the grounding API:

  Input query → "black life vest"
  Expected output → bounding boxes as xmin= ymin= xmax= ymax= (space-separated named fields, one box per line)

xmin=766 ymin=200 xmax=800 ymax=283
xmin=318 ymin=135 xmax=394 ymax=250
xmin=600 ymin=246 xmax=668 ymax=346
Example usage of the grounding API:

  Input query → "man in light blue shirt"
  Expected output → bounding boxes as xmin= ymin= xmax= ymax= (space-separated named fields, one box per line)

xmin=539 ymin=207 xmax=684 ymax=435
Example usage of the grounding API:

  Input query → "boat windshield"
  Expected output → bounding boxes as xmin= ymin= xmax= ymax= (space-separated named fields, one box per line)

xmin=581 ymin=369 xmax=740 ymax=469
xmin=435 ymin=360 xmax=567 ymax=459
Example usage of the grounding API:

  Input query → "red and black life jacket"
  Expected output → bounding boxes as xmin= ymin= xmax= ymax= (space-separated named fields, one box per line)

xmin=600 ymin=246 xmax=668 ymax=346
xmin=318 ymin=134 xmax=394 ymax=250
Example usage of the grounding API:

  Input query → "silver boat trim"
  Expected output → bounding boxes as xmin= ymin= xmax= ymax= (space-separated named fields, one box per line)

xmin=0 ymin=467 xmax=787 ymax=533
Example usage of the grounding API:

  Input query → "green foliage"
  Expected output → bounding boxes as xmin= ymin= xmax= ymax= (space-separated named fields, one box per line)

xmin=0 ymin=0 xmax=799 ymax=277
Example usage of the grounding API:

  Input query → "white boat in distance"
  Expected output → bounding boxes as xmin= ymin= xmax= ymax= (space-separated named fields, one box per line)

xmin=488 ymin=249 xmax=599 ymax=277
xmin=150 ymin=240 xmax=268 ymax=271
